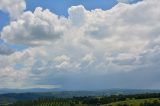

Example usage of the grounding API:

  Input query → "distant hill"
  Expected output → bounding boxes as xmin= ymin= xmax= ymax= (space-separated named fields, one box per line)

xmin=0 ymin=88 xmax=60 ymax=94
xmin=1 ymin=88 xmax=160 ymax=95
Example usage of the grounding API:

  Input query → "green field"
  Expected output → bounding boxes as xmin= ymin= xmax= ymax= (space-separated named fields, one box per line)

xmin=103 ymin=98 xmax=160 ymax=106
xmin=2 ymin=93 xmax=160 ymax=106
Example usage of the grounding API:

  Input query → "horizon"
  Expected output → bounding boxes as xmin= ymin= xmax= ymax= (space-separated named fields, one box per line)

xmin=1 ymin=88 xmax=160 ymax=95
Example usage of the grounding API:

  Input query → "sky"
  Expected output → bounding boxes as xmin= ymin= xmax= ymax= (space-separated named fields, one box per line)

xmin=0 ymin=0 xmax=160 ymax=90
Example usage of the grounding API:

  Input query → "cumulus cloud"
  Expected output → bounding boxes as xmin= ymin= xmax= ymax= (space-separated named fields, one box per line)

xmin=1 ymin=7 xmax=65 ymax=46
xmin=1 ymin=0 xmax=160 ymax=89
xmin=68 ymin=5 xmax=87 ymax=27
xmin=0 ymin=44 xmax=14 ymax=55
xmin=0 ymin=0 xmax=26 ymax=19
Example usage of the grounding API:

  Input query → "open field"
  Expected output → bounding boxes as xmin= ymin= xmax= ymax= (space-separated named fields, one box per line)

xmin=1 ymin=93 xmax=160 ymax=106
xmin=103 ymin=98 xmax=160 ymax=106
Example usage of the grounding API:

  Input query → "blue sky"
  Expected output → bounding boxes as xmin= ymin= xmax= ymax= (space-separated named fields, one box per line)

xmin=1 ymin=0 xmax=118 ymax=51
xmin=0 ymin=0 xmax=142 ymax=31
xmin=0 ymin=0 xmax=123 ymax=51
xmin=26 ymin=0 xmax=142 ymax=14
xmin=26 ymin=0 xmax=118 ymax=16
xmin=1 ymin=0 xmax=160 ymax=90
xmin=1 ymin=0 xmax=118 ymax=30
xmin=0 ymin=11 xmax=9 ymax=31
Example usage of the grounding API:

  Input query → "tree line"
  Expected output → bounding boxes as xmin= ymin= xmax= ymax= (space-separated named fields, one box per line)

xmin=4 ymin=93 xmax=160 ymax=106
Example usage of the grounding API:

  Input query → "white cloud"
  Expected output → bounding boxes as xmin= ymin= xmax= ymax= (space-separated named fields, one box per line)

xmin=68 ymin=5 xmax=87 ymax=27
xmin=54 ymin=55 xmax=71 ymax=62
xmin=0 ymin=0 xmax=26 ymax=19
xmin=54 ymin=55 xmax=80 ymax=71
xmin=0 ymin=44 xmax=14 ymax=55
xmin=1 ymin=7 xmax=66 ymax=46
xmin=1 ymin=0 xmax=160 ymax=89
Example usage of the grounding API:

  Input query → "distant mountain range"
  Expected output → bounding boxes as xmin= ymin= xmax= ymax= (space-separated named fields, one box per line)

xmin=0 ymin=88 xmax=60 ymax=94
xmin=1 ymin=88 xmax=160 ymax=96
xmin=0 ymin=88 xmax=160 ymax=96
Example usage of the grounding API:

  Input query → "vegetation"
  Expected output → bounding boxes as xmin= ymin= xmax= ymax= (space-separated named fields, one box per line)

xmin=1 ymin=93 xmax=160 ymax=106
xmin=104 ymin=98 xmax=160 ymax=106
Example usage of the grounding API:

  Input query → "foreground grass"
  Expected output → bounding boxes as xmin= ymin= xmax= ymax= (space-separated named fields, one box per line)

xmin=102 ymin=98 xmax=160 ymax=106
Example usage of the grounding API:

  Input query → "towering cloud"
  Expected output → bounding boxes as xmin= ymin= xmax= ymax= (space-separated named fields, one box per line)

xmin=0 ymin=0 xmax=160 ymax=89
xmin=1 ymin=7 xmax=65 ymax=46
xmin=0 ymin=0 xmax=26 ymax=19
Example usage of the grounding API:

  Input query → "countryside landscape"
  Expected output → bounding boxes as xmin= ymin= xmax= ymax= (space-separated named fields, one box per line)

xmin=0 ymin=0 xmax=160 ymax=105
xmin=1 ymin=89 xmax=160 ymax=106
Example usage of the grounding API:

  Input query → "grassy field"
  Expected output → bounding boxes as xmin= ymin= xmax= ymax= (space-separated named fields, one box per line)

xmin=3 ymin=93 xmax=160 ymax=106
xmin=102 ymin=98 xmax=160 ymax=106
